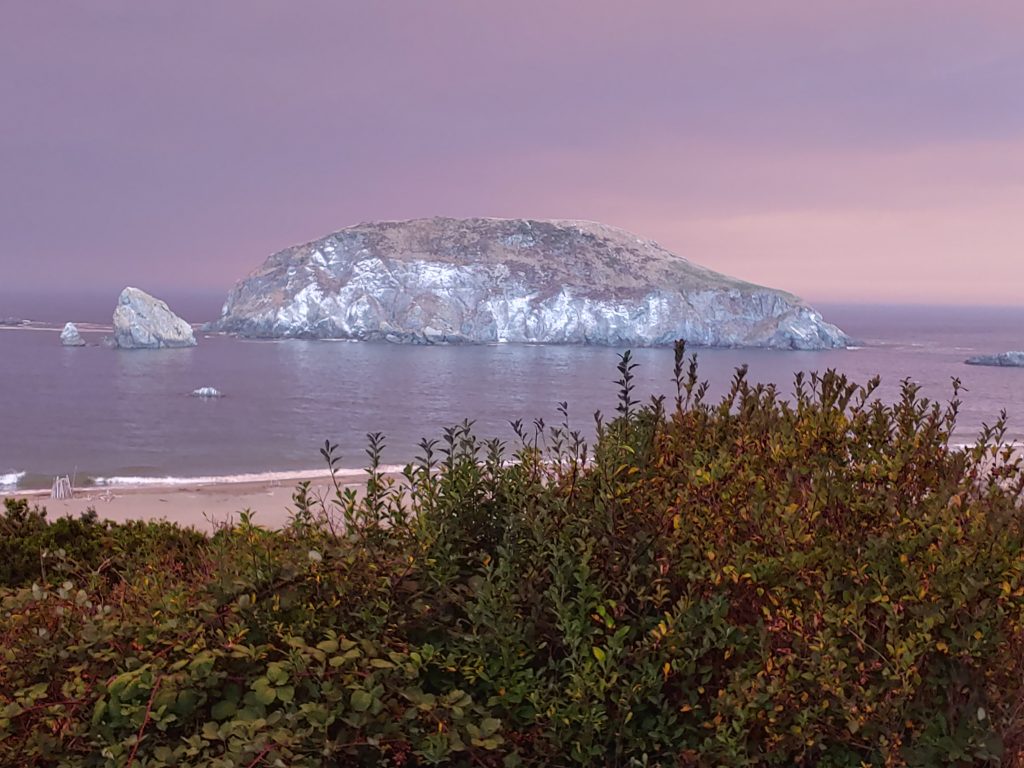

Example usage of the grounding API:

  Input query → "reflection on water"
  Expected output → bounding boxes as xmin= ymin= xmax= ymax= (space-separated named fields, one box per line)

xmin=2 ymin=303 xmax=1024 ymax=487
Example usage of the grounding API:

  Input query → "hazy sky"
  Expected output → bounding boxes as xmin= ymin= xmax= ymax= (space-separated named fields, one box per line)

xmin=2 ymin=2 xmax=1023 ymax=304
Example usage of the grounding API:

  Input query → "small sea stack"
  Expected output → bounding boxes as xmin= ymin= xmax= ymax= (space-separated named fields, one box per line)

xmin=60 ymin=322 xmax=86 ymax=346
xmin=113 ymin=287 xmax=196 ymax=349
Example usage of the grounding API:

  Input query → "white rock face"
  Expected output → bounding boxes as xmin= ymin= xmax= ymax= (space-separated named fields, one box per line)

xmin=965 ymin=351 xmax=1024 ymax=367
xmin=113 ymin=287 xmax=196 ymax=349
xmin=208 ymin=218 xmax=849 ymax=349
xmin=60 ymin=322 xmax=86 ymax=346
xmin=191 ymin=387 xmax=224 ymax=398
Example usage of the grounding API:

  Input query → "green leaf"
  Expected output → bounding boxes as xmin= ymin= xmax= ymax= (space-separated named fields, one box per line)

xmin=255 ymin=687 xmax=276 ymax=706
xmin=235 ymin=706 xmax=264 ymax=723
xmin=211 ymin=700 xmax=237 ymax=721
xmin=473 ymin=736 xmax=504 ymax=750
xmin=251 ymin=680 xmax=276 ymax=706
xmin=592 ymin=646 xmax=606 ymax=663
xmin=267 ymin=662 xmax=289 ymax=685
xmin=276 ymin=685 xmax=295 ymax=703
xmin=174 ymin=689 xmax=200 ymax=716
xmin=480 ymin=717 xmax=501 ymax=737
xmin=350 ymin=690 xmax=373 ymax=712
xmin=316 ymin=639 xmax=339 ymax=654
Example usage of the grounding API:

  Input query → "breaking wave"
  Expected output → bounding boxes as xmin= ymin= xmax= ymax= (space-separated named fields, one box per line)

xmin=0 ymin=470 xmax=26 ymax=489
xmin=90 ymin=465 xmax=408 ymax=489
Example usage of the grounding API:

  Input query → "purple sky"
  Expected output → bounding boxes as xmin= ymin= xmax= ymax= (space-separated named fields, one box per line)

xmin=2 ymin=2 xmax=1023 ymax=305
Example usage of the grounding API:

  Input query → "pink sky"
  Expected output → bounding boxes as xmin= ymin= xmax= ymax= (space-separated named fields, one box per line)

xmin=2 ymin=2 xmax=1022 ymax=304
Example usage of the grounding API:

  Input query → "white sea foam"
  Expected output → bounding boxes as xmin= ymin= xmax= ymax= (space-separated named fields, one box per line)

xmin=90 ymin=465 xmax=409 ymax=489
xmin=949 ymin=440 xmax=1024 ymax=452
xmin=0 ymin=470 xmax=26 ymax=489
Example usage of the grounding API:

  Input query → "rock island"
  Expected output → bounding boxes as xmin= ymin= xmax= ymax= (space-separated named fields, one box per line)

xmin=209 ymin=218 xmax=848 ymax=349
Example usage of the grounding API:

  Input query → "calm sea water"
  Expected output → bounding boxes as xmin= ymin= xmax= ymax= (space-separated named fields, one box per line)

xmin=1 ymin=293 xmax=1022 ymax=491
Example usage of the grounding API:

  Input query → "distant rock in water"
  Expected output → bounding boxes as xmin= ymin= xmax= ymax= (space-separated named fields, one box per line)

xmin=0 ymin=317 xmax=27 ymax=327
xmin=965 ymin=351 xmax=1024 ymax=367
xmin=113 ymin=287 xmax=196 ymax=349
xmin=60 ymin=322 xmax=86 ymax=346
xmin=208 ymin=218 xmax=849 ymax=349
xmin=191 ymin=386 xmax=224 ymax=398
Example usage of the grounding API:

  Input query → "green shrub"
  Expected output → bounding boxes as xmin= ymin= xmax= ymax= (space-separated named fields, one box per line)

xmin=0 ymin=498 xmax=106 ymax=587
xmin=0 ymin=498 xmax=208 ymax=589
xmin=2 ymin=345 xmax=1024 ymax=767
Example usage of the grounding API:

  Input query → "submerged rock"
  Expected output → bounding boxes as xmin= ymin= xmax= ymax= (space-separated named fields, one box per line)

xmin=191 ymin=387 xmax=224 ymax=398
xmin=60 ymin=322 xmax=86 ymax=346
xmin=965 ymin=351 xmax=1024 ymax=367
xmin=113 ymin=287 xmax=196 ymax=349
xmin=208 ymin=217 xmax=848 ymax=349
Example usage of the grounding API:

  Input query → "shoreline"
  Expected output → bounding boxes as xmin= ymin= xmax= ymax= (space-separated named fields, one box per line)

xmin=3 ymin=446 xmax=1020 ymax=533
xmin=0 ymin=321 xmax=113 ymax=333
xmin=0 ymin=471 xmax=372 ymax=531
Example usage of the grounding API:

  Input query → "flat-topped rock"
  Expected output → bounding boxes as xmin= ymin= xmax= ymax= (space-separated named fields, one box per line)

xmin=208 ymin=217 xmax=849 ymax=349
xmin=113 ymin=287 xmax=196 ymax=349
xmin=191 ymin=387 xmax=224 ymax=398
xmin=965 ymin=351 xmax=1024 ymax=367
xmin=60 ymin=322 xmax=86 ymax=346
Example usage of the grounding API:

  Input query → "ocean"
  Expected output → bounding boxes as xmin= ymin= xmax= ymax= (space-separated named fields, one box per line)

xmin=1 ymin=294 xmax=1022 ymax=492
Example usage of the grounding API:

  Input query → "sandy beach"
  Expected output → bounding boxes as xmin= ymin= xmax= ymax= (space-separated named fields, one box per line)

xmin=2 ymin=473 xmax=369 ymax=531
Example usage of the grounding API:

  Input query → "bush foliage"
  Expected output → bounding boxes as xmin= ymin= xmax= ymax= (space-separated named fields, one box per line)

xmin=3 ymin=344 xmax=1024 ymax=767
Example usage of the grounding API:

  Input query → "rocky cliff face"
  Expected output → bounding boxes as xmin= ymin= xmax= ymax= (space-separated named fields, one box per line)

xmin=209 ymin=218 xmax=848 ymax=349
xmin=113 ymin=287 xmax=196 ymax=349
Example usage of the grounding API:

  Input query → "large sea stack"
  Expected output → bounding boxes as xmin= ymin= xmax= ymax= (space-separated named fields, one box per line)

xmin=209 ymin=218 xmax=849 ymax=349
xmin=113 ymin=287 xmax=196 ymax=349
